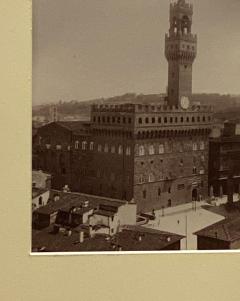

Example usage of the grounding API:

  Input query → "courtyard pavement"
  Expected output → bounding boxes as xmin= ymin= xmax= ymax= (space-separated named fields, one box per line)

xmin=144 ymin=194 xmax=239 ymax=250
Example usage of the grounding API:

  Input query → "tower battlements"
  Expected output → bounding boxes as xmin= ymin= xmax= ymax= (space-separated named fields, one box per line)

xmin=170 ymin=1 xmax=193 ymax=16
xmin=91 ymin=103 xmax=135 ymax=113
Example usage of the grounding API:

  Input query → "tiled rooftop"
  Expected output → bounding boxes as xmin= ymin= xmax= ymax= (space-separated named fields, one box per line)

xmin=35 ymin=190 xmax=127 ymax=215
xmin=32 ymin=225 xmax=184 ymax=252
xmin=194 ymin=217 xmax=240 ymax=242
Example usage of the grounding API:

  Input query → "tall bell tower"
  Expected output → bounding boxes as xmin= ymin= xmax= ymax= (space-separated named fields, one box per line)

xmin=165 ymin=0 xmax=197 ymax=107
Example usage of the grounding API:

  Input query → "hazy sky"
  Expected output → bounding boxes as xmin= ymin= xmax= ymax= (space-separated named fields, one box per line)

xmin=33 ymin=0 xmax=240 ymax=105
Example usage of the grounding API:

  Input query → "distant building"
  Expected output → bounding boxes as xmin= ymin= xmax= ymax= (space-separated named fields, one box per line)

xmin=209 ymin=121 xmax=240 ymax=198
xmin=50 ymin=105 xmax=58 ymax=122
xmin=194 ymin=217 xmax=240 ymax=250
xmin=32 ymin=121 xmax=92 ymax=189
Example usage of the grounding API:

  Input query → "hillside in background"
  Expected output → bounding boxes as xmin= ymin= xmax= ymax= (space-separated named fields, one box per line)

xmin=33 ymin=93 xmax=240 ymax=123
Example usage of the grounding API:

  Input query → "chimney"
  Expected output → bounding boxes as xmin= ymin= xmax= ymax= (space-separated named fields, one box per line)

xmin=89 ymin=225 xmax=94 ymax=238
xmin=79 ymin=231 xmax=84 ymax=243
xmin=53 ymin=194 xmax=60 ymax=202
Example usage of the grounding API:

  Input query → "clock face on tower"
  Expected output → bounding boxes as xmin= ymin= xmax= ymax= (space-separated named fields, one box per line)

xmin=180 ymin=96 xmax=190 ymax=110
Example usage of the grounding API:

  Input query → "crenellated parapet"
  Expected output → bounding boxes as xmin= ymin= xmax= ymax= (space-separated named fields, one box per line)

xmin=91 ymin=103 xmax=135 ymax=113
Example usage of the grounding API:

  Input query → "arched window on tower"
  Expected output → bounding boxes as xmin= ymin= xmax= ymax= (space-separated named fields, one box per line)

xmin=181 ymin=15 xmax=191 ymax=35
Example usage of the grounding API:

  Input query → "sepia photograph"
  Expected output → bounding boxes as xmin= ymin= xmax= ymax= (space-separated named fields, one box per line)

xmin=32 ymin=0 xmax=240 ymax=253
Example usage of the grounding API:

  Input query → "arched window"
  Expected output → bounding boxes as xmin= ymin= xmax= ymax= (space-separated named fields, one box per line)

xmin=192 ymin=142 xmax=197 ymax=151
xmin=179 ymin=143 xmax=184 ymax=152
xmin=139 ymin=145 xmax=145 ymax=156
xmin=149 ymin=145 xmax=155 ymax=155
xmin=126 ymin=146 xmax=131 ymax=156
xmin=97 ymin=144 xmax=102 ymax=152
xmin=193 ymin=167 xmax=197 ymax=174
xmin=159 ymin=144 xmax=164 ymax=154
xmin=111 ymin=145 xmax=116 ymax=153
xmin=39 ymin=196 xmax=43 ymax=206
xmin=138 ymin=118 xmax=142 ymax=124
xmin=145 ymin=117 xmax=149 ymax=124
xmin=118 ymin=145 xmax=123 ymax=155
xmin=200 ymin=141 xmax=205 ymax=150
xmin=104 ymin=144 xmax=109 ymax=153
xmin=149 ymin=173 xmax=155 ymax=183
xmin=158 ymin=188 xmax=161 ymax=196
xmin=89 ymin=142 xmax=94 ymax=151
xmin=75 ymin=141 xmax=79 ymax=149
xmin=139 ymin=175 xmax=144 ymax=184
xmin=82 ymin=141 xmax=87 ymax=150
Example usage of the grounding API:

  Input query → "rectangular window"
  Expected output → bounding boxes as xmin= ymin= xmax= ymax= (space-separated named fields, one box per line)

xmin=143 ymin=190 xmax=147 ymax=199
xmin=177 ymin=184 xmax=185 ymax=190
